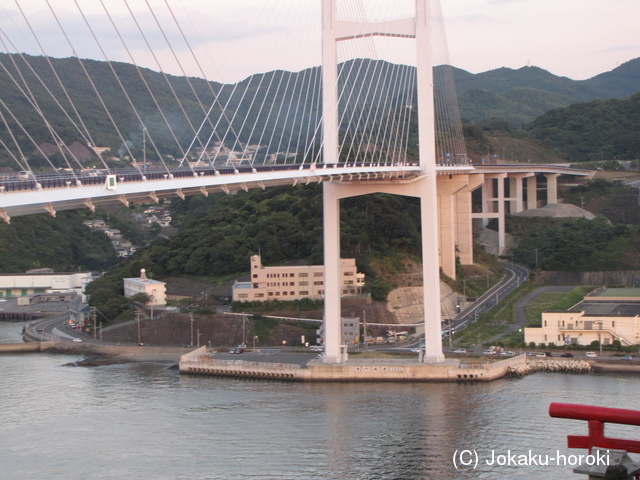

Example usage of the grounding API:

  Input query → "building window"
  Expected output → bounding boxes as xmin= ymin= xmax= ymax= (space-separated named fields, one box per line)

xmin=283 ymin=291 xmax=288 ymax=295
xmin=314 ymin=281 xmax=323 ymax=286
xmin=255 ymin=293 xmax=264 ymax=298
xmin=290 ymin=273 xmax=295 ymax=277
xmin=299 ymin=281 xmax=308 ymax=286
xmin=299 ymin=291 xmax=309 ymax=295
xmin=268 ymin=292 xmax=274 ymax=297
xmin=238 ymin=294 xmax=248 ymax=299
xmin=290 ymin=282 xmax=295 ymax=286
xmin=253 ymin=274 xmax=258 ymax=278
xmin=344 ymin=271 xmax=354 ymax=276
xmin=253 ymin=283 xmax=259 ymax=288
xmin=290 ymin=291 xmax=295 ymax=296
xmin=314 ymin=272 xmax=323 ymax=277
xmin=299 ymin=273 xmax=308 ymax=277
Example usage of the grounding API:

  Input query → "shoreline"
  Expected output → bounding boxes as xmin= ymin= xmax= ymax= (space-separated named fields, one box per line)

xmin=10 ymin=339 xmax=640 ymax=379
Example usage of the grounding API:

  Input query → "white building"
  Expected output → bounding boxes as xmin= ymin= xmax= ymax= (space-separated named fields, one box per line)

xmin=123 ymin=269 xmax=166 ymax=306
xmin=0 ymin=271 xmax=91 ymax=299
xmin=232 ymin=254 xmax=365 ymax=302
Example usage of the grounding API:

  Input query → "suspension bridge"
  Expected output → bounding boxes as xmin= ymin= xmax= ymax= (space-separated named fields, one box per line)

xmin=0 ymin=0 xmax=591 ymax=365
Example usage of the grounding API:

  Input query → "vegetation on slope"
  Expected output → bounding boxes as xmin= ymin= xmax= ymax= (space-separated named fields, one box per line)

xmin=527 ymin=92 xmax=640 ymax=161
xmin=0 ymin=211 xmax=118 ymax=273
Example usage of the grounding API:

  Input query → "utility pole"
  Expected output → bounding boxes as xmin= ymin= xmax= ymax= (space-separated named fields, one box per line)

xmin=362 ymin=309 xmax=367 ymax=350
xmin=136 ymin=311 xmax=141 ymax=345
xmin=92 ymin=307 xmax=97 ymax=340
xmin=189 ymin=312 xmax=194 ymax=347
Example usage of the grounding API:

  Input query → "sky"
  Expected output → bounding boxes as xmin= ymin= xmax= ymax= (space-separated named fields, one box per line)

xmin=0 ymin=0 xmax=638 ymax=84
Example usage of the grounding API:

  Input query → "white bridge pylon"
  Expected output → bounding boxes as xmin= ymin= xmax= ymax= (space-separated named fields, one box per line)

xmin=321 ymin=0 xmax=445 ymax=363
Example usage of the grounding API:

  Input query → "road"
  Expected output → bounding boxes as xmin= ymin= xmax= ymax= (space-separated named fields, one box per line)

xmin=452 ymin=261 xmax=530 ymax=334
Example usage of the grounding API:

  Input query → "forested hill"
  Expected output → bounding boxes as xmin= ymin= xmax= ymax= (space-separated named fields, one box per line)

xmin=125 ymin=183 xmax=422 ymax=279
xmin=0 ymin=53 xmax=638 ymax=169
xmin=527 ymin=92 xmax=640 ymax=161
xmin=0 ymin=211 xmax=117 ymax=272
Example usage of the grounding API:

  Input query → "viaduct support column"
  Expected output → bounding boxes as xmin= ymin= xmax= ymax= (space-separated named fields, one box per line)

xmin=527 ymin=175 xmax=538 ymax=210
xmin=437 ymin=175 xmax=470 ymax=279
xmin=545 ymin=173 xmax=560 ymax=205
xmin=457 ymin=175 xmax=483 ymax=266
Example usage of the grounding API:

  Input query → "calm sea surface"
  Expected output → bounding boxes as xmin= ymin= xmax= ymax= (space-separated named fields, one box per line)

xmin=1 ymin=321 xmax=638 ymax=480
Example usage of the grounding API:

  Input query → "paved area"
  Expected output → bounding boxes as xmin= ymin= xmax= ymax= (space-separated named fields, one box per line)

xmin=480 ymin=285 xmax=576 ymax=347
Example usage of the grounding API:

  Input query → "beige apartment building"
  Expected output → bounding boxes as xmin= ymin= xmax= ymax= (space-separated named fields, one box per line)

xmin=525 ymin=288 xmax=640 ymax=347
xmin=232 ymin=255 xmax=365 ymax=302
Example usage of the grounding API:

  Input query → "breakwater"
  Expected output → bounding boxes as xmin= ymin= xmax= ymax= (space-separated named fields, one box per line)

xmin=507 ymin=358 xmax=592 ymax=377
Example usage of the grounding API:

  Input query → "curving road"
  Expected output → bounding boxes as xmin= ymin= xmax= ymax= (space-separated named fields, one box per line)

xmin=452 ymin=261 xmax=530 ymax=334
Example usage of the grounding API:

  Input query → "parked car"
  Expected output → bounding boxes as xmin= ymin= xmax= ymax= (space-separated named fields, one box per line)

xmin=229 ymin=347 xmax=245 ymax=354
xmin=453 ymin=348 xmax=467 ymax=354
xmin=560 ymin=353 xmax=574 ymax=357
xmin=621 ymin=355 xmax=634 ymax=360
xmin=585 ymin=352 xmax=598 ymax=358
xmin=500 ymin=351 xmax=515 ymax=356
xmin=544 ymin=352 xmax=553 ymax=357
xmin=536 ymin=353 xmax=547 ymax=357
xmin=482 ymin=350 xmax=494 ymax=355
xmin=72 ymin=338 xmax=82 ymax=343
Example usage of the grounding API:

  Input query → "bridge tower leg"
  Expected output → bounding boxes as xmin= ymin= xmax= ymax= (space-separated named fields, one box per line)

xmin=321 ymin=0 xmax=444 ymax=363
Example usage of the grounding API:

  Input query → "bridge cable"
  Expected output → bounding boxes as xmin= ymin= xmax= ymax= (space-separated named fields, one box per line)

xmin=70 ymin=0 xmax=171 ymax=176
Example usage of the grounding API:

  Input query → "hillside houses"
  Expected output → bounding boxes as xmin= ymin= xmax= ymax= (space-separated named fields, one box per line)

xmin=83 ymin=221 xmax=137 ymax=258
xmin=82 ymin=205 xmax=172 ymax=258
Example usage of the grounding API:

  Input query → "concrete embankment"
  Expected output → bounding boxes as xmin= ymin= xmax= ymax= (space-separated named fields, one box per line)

xmin=18 ymin=336 xmax=189 ymax=364
xmin=51 ymin=343 xmax=189 ymax=364
xmin=179 ymin=348 xmax=527 ymax=382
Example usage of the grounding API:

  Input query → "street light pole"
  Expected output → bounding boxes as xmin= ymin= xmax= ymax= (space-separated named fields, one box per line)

xmin=593 ymin=320 xmax=604 ymax=356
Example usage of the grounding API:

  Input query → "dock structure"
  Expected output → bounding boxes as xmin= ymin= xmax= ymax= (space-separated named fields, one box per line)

xmin=179 ymin=347 xmax=526 ymax=382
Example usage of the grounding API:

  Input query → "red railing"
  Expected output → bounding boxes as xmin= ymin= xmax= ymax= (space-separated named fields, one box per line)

xmin=549 ymin=402 xmax=640 ymax=454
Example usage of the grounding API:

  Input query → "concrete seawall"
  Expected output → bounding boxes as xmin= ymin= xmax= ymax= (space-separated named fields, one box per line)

xmin=0 ymin=342 xmax=56 ymax=353
xmin=588 ymin=359 xmax=640 ymax=373
xmin=179 ymin=348 xmax=527 ymax=382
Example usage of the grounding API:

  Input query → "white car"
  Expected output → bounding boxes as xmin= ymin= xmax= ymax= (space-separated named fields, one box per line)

xmin=72 ymin=338 xmax=82 ymax=343
xmin=453 ymin=348 xmax=467 ymax=354
xmin=482 ymin=350 xmax=494 ymax=355
xmin=585 ymin=352 xmax=597 ymax=358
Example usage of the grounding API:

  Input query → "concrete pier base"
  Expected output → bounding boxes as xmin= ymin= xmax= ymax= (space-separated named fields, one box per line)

xmin=179 ymin=348 xmax=525 ymax=382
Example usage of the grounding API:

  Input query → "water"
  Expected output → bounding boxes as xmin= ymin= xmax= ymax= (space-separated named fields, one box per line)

xmin=1 ymin=321 xmax=638 ymax=480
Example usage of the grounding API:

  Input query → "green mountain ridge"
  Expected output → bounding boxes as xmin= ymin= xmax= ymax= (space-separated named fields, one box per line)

xmin=0 ymin=53 xmax=638 ymax=170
